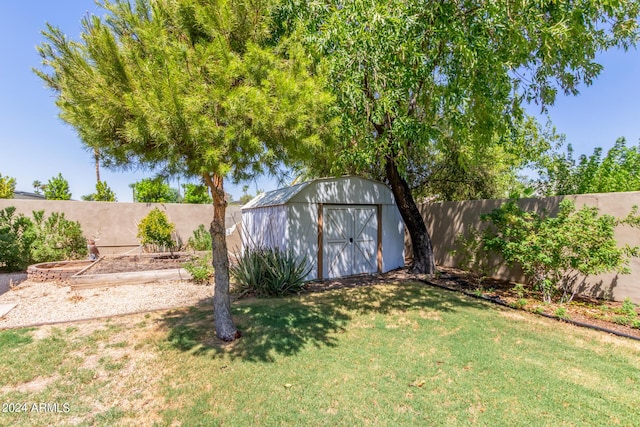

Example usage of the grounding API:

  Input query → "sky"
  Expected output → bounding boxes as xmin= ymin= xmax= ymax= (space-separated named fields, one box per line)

xmin=1 ymin=1 xmax=639 ymax=202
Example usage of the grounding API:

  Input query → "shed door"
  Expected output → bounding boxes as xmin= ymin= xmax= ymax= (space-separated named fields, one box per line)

xmin=323 ymin=206 xmax=378 ymax=278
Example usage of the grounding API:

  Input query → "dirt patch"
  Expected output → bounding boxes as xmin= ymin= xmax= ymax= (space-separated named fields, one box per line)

xmin=81 ymin=254 xmax=195 ymax=275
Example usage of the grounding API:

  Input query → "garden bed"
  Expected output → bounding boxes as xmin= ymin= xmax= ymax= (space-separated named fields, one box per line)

xmin=426 ymin=267 xmax=640 ymax=340
xmin=27 ymin=260 xmax=96 ymax=282
xmin=69 ymin=253 xmax=195 ymax=290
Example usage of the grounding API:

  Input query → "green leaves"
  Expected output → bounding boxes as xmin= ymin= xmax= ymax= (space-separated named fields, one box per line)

xmin=538 ymin=138 xmax=640 ymax=195
xmin=43 ymin=173 xmax=72 ymax=200
xmin=82 ymin=181 xmax=117 ymax=202
xmin=230 ymin=247 xmax=311 ymax=297
xmin=0 ymin=208 xmax=89 ymax=270
xmin=0 ymin=207 xmax=36 ymax=271
xmin=297 ymin=0 xmax=640 ymax=201
xmin=35 ymin=0 xmax=335 ymax=185
xmin=130 ymin=178 xmax=180 ymax=203
xmin=0 ymin=173 xmax=16 ymax=199
xmin=136 ymin=208 xmax=177 ymax=252
xmin=479 ymin=199 xmax=640 ymax=303
xmin=30 ymin=210 xmax=88 ymax=264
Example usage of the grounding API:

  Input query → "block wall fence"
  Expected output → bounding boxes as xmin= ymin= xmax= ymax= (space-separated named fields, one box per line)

xmin=415 ymin=191 xmax=640 ymax=303
xmin=0 ymin=199 xmax=243 ymax=255
xmin=3 ymin=192 xmax=640 ymax=303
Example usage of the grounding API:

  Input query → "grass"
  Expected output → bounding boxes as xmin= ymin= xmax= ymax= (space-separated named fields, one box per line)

xmin=0 ymin=282 xmax=639 ymax=426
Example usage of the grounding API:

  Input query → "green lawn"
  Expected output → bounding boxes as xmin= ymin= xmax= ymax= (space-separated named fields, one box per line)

xmin=1 ymin=282 xmax=639 ymax=426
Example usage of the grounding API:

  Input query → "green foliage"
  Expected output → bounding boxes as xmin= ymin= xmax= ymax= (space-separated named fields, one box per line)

xmin=186 ymin=224 xmax=212 ymax=251
xmin=293 ymin=0 xmax=640 ymax=196
xmin=477 ymin=199 xmax=640 ymax=303
xmin=82 ymin=181 xmax=117 ymax=202
xmin=35 ymin=0 xmax=334 ymax=185
xmin=183 ymin=253 xmax=213 ymax=284
xmin=230 ymin=247 xmax=311 ymax=297
xmin=35 ymin=0 xmax=335 ymax=340
xmin=0 ymin=173 xmax=16 ymax=199
xmin=43 ymin=173 xmax=72 ymax=200
xmin=621 ymin=297 xmax=638 ymax=318
xmin=130 ymin=179 xmax=180 ymax=204
xmin=611 ymin=297 xmax=639 ymax=326
xmin=286 ymin=0 xmax=639 ymax=271
xmin=182 ymin=184 xmax=212 ymax=204
xmin=554 ymin=307 xmax=569 ymax=320
xmin=30 ymin=210 xmax=88 ymax=263
xmin=538 ymin=138 xmax=640 ymax=195
xmin=137 ymin=208 xmax=177 ymax=252
xmin=1 ymin=207 xmax=90 ymax=269
xmin=0 ymin=207 xmax=36 ymax=271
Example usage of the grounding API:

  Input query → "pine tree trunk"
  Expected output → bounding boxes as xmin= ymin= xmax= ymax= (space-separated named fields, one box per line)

xmin=205 ymin=173 xmax=240 ymax=341
xmin=385 ymin=155 xmax=436 ymax=275
xmin=94 ymin=148 xmax=101 ymax=183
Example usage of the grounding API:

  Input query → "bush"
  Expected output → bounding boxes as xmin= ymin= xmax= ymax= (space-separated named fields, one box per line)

xmin=230 ymin=247 xmax=311 ymax=297
xmin=183 ymin=253 xmax=213 ymax=284
xmin=0 ymin=173 xmax=16 ymax=199
xmin=30 ymin=210 xmax=88 ymax=263
xmin=187 ymin=224 xmax=212 ymax=251
xmin=137 ymin=208 xmax=178 ymax=252
xmin=466 ymin=199 xmax=640 ymax=303
xmin=0 ymin=207 xmax=36 ymax=271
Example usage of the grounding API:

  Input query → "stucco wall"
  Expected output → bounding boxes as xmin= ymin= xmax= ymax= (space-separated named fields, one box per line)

xmin=0 ymin=199 xmax=242 ymax=255
xmin=417 ymin=192 xmax=640 ymax=303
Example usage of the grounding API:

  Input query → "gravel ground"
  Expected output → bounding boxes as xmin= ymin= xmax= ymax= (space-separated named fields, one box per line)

xmin=0 ymin=273 xmax=213 ymax=329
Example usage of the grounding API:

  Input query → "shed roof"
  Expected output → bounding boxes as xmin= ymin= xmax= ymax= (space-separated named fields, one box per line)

xmin=241 ymin=176 xmax=394 ymax=210
xmin=241 ymin=182 xmax=309 ymax=209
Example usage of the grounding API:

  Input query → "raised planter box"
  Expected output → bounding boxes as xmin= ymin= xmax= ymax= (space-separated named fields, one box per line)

xmin=68 ymin=253 xmax=194 ymax=290
xmin=27 ymin=260 xmax=96 ymax=282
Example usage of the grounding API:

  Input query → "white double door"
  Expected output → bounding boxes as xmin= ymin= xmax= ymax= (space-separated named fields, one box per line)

xmin=323 ymin=205 xmax=378 ymax=279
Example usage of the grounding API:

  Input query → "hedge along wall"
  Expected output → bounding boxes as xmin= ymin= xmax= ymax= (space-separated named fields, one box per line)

xmin=0 ymin=199 xmax=243 ymax=255
xmin=416 ymin=191 xmax=640 ymax=303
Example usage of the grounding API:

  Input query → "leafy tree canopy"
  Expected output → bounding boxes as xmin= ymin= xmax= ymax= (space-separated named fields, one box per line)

xmin=182 ymin=183 xmax=212 ymax=204
xmin=82 ymin=180 xmax=118 ymax=202
xmin=0 ymin=173 xmax=16 ymax=199
xmin=43 ymin=173 xmax=72 ymax=200
xmin=35 ymin=0 xmax=334 ymax=341
xmin=284 ymin=0 xmax=640 ymax=273
xmin=537 ymin=137 xmax=640 ymax=195
xmin=130 ymin=178 xmax=180 ymax=203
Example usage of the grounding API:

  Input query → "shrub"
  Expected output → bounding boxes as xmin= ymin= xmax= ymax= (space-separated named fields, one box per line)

xmin=0 ymin=207 xmax=36 ymax=271
xmin=137 ymin=208 xmax=178 ymax=252
xmin=230 ymin=247 xmax=311 ymax=297
xmin=187 ymin=224 xmax=212 ymax=251
xmin=0 ymin=173 xmax=16 ymax=199
xmin=183 ymin=253 xmax=213 ymax=284
xmin=30 ymin=210 xmax=88 ymax=263
xmin=620 ymin=297 xmax=638 ymax=318
xmin=476 ymin=199 xmax=640 ymax=303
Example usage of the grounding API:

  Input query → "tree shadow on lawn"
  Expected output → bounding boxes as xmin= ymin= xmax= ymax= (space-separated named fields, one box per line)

xmin=158 ymin=281 xmax=485 ymax=363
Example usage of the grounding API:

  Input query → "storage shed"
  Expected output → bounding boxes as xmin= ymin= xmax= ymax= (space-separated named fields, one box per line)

xmin=241 ymin=176 xmax=405 ymax=280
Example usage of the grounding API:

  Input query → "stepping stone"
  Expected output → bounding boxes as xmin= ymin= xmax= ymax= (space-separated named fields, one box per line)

xmin=0 ymin=303 xmax=17 ymax=318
